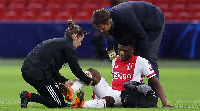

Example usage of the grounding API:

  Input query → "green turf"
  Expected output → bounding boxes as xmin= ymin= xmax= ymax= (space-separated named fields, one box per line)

xmin=0 ymin=58 xmax=200 ymax=111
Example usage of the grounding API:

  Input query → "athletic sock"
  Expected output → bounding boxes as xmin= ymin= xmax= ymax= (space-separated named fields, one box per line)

xmin=83 ymin=99 xmax=106 ymax=108
xmin=28 ymin=93 xmax=32 ymax=99
xmin=71 ymin=78 xmax=86 ymax=93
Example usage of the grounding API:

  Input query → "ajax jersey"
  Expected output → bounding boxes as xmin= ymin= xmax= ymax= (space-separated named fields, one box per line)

xmin=111 ymin=55 xmax=156 ymax=91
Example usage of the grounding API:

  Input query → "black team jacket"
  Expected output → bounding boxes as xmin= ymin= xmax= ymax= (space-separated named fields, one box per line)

xmin=108 ymin=1 xmax=165 ymax=59
xmin=21 ymin=36 xmax=92 ymax=85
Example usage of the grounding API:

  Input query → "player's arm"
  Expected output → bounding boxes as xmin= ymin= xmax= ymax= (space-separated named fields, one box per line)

xmin=148 ymin=76 xmax=170 ymax=107
xmin=140 ymin=57 xmax=174 ymax=107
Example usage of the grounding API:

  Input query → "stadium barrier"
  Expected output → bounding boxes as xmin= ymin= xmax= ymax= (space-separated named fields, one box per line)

xmin=0 ymin=22 xmax=199 ymax=59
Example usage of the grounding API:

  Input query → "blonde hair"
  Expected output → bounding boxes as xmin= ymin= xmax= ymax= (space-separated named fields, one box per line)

xmin=65 ymin=20 xmax=84 ymax=37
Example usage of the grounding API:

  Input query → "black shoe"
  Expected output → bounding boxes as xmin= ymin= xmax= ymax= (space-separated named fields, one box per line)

xmin=20 ymin=91 xmax=29 ymax=108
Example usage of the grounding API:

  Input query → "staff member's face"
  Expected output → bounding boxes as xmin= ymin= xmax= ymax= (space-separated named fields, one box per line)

xmin=118 ymin=44 xmax=134 ymax=61
xmin=72 ymin=34 xmax=84 ymax=49
xmin=98 ymin=19 xmax=112 ymax=33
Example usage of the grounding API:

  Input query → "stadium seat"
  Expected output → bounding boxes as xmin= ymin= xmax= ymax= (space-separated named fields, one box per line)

xmin=175 ymin=12 xmax=191 ymax=22
xmin=144 ymin=0 xmax=155 ymax=4
xmin=189 ymin=0 xmax=200 ymax=5
xmin=191 ymin=12 xmax=200 ymax=21
xmin=19 ymin=11 xmax=35 ymax=21
xmin=155 ymin=3 xmax=169 ymax=13
xmin=164 ymin=12 xmax=174 ymax=21
xmin=0 ymin=0 xmax=8 ymax=5
xmin=75 ymin=11 xmax=91 ymax=21
xmin=0 ymin=4 xmax=6 ymax=19
xmin=188 ymin=4 xmax=200 ymax=15
xmin=84 ymin=0 xmax=99 ymax=4
xmin=46 ymin=3 xmax=62 ymax=15
xmin=55 ymin=11 xmax=71 ymax=21
xmin=49 ymin=0 xmax=64 ymax=4
xmin=155 ymin=0 xmax=171 ymax=5
xmin=38 ymin=11 xmax=54 ymax=21
xmin=12 ymin=0 xmax=28 ymax=5
xmin=8 ymin=3 xmax=25 ymax=16
xmin=82 ymin=3 xmax=98 ymax=15
xmin=171 ymin=0 xmax=188 ymax=5
xmin=170 ymin=4 xmax=186 ymax=14
xmin=65 ymin=0 xmax=81 ymax=4
xmin=27 ymin=3 xmax=44 ymax=16
xmin=28 ymin=0 xmax=46 ymax=5
xmin=2 ymin=11 xmax=18 ymax=21
xmin=63 ymin=3 xmax=79 ymax=16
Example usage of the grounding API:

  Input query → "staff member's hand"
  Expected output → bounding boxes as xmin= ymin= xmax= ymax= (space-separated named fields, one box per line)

xmin=62 ymin=81 xmax=74 ymax=88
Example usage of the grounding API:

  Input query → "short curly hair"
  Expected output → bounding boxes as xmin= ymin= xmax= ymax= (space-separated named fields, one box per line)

xmin=92 ymin=8 xmax=111 ymax=28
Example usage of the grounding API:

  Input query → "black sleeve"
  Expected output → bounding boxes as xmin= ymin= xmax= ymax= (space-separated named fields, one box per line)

xmin=64 ymin=46 xmax=92 ymax=85
xmin=53 ymin=71 xmax=69 ymax=83
xmin=112 ymin=10 xmax=150 ymax=59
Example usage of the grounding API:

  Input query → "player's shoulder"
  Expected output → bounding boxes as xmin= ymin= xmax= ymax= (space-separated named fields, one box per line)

xmin=136 ymin=56 xmax=149 ymax=64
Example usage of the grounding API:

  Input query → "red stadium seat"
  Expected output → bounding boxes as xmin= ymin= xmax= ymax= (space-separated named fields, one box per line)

xmin=155 ymin=3 xmax=169 ymax=13
xmin=12 ymin=0 xmax=28 ymax=5
xmin=0 ymin=4 xmax=6 ymax=19
xmin=170 ymin=4 xmax=186 ymax=14
xmin=27 ymin=3 xmax=44 ymax=16
xmin=155 ymin=0 xmax=171 ymax=5
xmin=144 ymin=0 xmax=155 ymax=4
xmin=49 ymin=0 xmax=64 ymax=4
xmin=188 ymin=4 xmax=200 ymax=15
xmin=175 ymin=12 xmax=191 ymax=22
xmin=189 ymin=0 xmax=200 ymax=5
xmin=82 ymin=3 xmax=98 ymax=15
xmin=19 ymin=11 xmax=36 ymax=21
xmin=2 ymin=11 xmax=18 ymax=21
xmin=28 ymin=0 xmax=46 ymax=5
xmin=75 ymin=11 xmax=91 ymax=21
xmin=65 ymin=0 xmax=81 ymax=4
xmin=84 ymin=0 xmax=99 ymax=4
xmin=46 ymin=3 xmax=62 ymax=15
xmin=191 ymin=12 xmax=200 ymax=21
xmin=171 ymin=0 xmax=188 ymax=5
xmin=37 ymin=11 xmax=54 ymax=21
xmin=164 ymin=12 xmax=174 ymax=21
xmin=8 ymin=3 xmax=25 ymax=16
xmin=55 ymin=11 xmax=71 ymax=21
xmin=63 ymin=3 xmax=79 ymax=16
xmin=0 ymin=0 xmax=8 ymax=5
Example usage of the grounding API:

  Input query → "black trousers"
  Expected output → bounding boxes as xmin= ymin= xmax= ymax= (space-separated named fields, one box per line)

xmin=22 ymin=74 xmax=66 ymax=108
xmin=134 ymin=8 xmax=165 ymax=104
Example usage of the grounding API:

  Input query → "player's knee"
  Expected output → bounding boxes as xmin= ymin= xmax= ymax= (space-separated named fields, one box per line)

xmin=87 ymin=68 xmax=101 ymax=85
xmin=103 ymin=96 xmax=115 ymax=107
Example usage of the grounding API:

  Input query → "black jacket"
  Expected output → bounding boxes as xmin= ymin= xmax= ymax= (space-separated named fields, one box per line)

xmin=21 ymin=36 xmax=92 ymax=85
xmin=109 ymin=1 xmax=165 ymax=59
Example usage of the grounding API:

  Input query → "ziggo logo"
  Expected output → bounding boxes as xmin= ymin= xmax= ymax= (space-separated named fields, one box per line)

xmin=113 ymin=71 xmax=132 ymax=80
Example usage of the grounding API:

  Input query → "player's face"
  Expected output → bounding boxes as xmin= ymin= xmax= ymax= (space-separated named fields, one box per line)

xmin=73 ymin=34 xmax=84 ymax=49
xmin=118 ymin=44 xmax=134 ymax=61
xmin=98 ymin=19 xmax=112 ymax=33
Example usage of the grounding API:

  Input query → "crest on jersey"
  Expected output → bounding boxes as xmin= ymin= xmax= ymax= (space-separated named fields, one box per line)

xmin=127 ymin=63 xmax=133 ymax=71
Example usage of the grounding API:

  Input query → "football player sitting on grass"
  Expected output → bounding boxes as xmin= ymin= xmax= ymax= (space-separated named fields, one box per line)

xmin=61 ymin=33 xmax=175 ymax=108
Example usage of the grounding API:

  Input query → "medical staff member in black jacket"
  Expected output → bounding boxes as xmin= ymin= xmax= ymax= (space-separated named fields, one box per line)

xmin=92 ymin=1 xmax=165 ymax=103
xmin=20 ymin=20 xmax=92 ymax=108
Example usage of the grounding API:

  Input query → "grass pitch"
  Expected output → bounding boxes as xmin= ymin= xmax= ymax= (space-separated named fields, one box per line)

xmin=0 ymin=58 xmax=200 ymax=111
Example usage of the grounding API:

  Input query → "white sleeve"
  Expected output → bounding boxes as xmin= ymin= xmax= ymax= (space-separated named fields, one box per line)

xmin=138 ymin=56 xmax=156 ymax=79
xmin=111 ymin=55 xmax=118 ymax=73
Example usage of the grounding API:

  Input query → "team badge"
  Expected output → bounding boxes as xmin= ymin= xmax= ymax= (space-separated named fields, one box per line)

xmin=107 ymin=50 xmax=117 ymax=60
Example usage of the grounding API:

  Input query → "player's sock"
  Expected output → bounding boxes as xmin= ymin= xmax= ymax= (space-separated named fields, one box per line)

xmin=83 ymin=99 xmax=106 ymax=108
xmin=71 ymin=78 xmax=86 ymax=93
xmin=27 ymin=93 xmax=32 ymax=99
xmin=92 ymin=77 xmax=109 ymax=98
